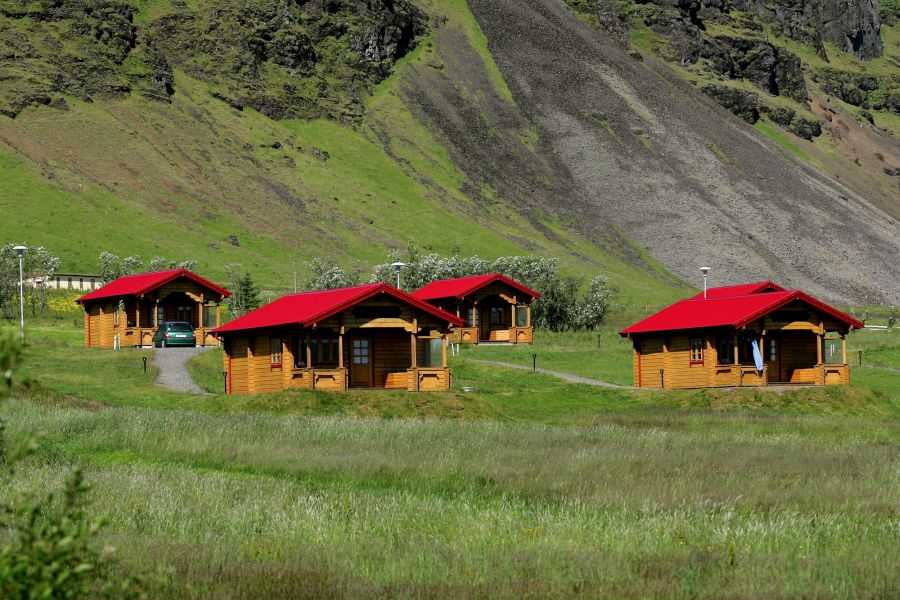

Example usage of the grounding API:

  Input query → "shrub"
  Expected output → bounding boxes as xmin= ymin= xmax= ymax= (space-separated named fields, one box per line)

xmin=368 ymin=244 xmax=617 ymax=331
xmin=0 ymin=329 xmax=139 ymax=598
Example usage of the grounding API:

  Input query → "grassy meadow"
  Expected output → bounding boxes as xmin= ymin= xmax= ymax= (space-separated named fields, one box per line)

xmin=2 ymin=321 xmax=899 ymax=597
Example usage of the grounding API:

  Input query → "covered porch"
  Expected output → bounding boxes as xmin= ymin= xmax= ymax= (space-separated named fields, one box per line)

xmin=122 ymin=291 xmax=224 ymax=347
xmin=451 ymin=296 xmax=533 ymax=345
xmin=708 ymin=325 xmax=850 ymax=388
xmin=268 ymin=327 xmax=451 ymax=393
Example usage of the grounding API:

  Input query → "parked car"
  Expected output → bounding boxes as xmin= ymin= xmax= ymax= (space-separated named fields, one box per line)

xmin=152 ymin=322 xmax=197 ymax=348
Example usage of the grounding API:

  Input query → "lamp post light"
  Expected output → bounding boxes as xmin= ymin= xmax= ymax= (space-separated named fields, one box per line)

xmin=391 ymin=262 xmax=407 ymax=289
xmin=13 ymin=245 xmax=26 ymax=342
xmin=699 ymin=266 xmax=711 ymax=299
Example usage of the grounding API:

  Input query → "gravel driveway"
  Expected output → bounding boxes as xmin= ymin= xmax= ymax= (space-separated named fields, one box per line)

xmin=153 ymin=346 xmax=214 ymax=394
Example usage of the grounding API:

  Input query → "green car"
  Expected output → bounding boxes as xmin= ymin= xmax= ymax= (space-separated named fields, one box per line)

xmin=152 ymin=322 xmax=197 ymax=348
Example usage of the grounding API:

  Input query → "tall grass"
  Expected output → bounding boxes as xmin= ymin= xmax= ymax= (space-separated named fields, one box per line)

xmin=3 ymin=400 xmax=898 ymax=598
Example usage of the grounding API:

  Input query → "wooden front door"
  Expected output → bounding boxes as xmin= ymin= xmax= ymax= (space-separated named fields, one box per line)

xmin=349 ymin=338 xmax=374 ymax=388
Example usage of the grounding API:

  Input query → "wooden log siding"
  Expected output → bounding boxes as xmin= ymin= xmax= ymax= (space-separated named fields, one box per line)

xmin=81 ymin=276 xmax=227 ymax=349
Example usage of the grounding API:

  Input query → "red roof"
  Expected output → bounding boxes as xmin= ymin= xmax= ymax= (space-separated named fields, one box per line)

xmin=411 ymin=273 xmax=541 ymax=301
xmin=620 ymin=289 xmax=863 ymax=336
xmin=215 ymin=283 xmax=465 ymax=335
xmin=689 ymin=281 xmax=785 ymax=299
xmin=77 ymin=269 xmax=231 ymax=303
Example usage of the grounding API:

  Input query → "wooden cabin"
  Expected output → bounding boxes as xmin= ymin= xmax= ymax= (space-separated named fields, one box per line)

xmin=411 ymin=274 xmax=540 ymax=344
xmin=214 ymin=283 xmax=464 ymax=394
xmin=77 ymin=269 xmax=231 ymax=348
xmin=619 ymin=282 xmax=864 ymax=388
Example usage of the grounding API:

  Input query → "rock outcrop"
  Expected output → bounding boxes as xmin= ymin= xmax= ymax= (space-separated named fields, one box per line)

xmin=0 ymin=0 xmax=427 ymax=120
xmin=701 ymin=37 xmax=808 ymax=101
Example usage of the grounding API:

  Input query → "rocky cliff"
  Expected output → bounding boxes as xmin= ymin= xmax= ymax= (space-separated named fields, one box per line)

xmin=0 ymin=0 xmax=426 ymax=119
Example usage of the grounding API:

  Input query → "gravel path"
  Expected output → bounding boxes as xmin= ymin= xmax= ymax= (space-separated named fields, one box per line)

xmin=153 ymin=346 xmax=214 ymax=394
xmin=465 ymin=358 xmax=632 ymax=389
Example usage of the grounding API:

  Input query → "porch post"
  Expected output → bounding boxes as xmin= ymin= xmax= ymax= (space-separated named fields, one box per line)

xmin=306 ymin=335 xmax=312 ymax=369
xmin=135 ymin=301 xmax=141 ymax=346
xmin=841 ymin=335 xmax=847 ymax=365
xmin=760 ymin=331 xmax=767 ymax=386
xmin=216 ymin=303 xmax=221 ymax=328
xmin=473 ymin=300 xmax=478 ymax=343
xmin=338 ymin=328 xmax=344 ymax=369
xmin=442 ymin=335 xmax=448 ymax=368
xmin=734 ymin=334 xmax=740 ymax=386
xmin=816 ymin=332 xmax=823 ymax=364
xmin=154 ymin=298 xmax=160 ymax=327
xmin=410 ymin=333 xmax=417 ymax=368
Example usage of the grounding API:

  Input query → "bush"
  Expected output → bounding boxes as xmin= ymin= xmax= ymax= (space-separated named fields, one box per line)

xmin=0 ymin=329 xmax=139 ymax=598
xmin=368 ymin=244 xmax=617 ymax=331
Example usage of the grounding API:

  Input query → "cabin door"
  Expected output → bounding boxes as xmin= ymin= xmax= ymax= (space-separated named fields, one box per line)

xmin=349 ymin=338 xmax=374 ymax=388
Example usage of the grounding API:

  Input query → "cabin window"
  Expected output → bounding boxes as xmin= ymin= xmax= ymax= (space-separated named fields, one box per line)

xmin=293 ymin=337 xmax=307 ymax=368
xmin=270 ymin=338 xmax=283 ymax=369
xmin=156 ymin=306 xmax=165 ymax=326
xmin=489 ymin=307 xmax=505 ymax=326
xmin=293 ymin=335 xmax=339 ymax=367
xmin=716 ymin=337 xmax=734 ymax=365
xmin=689 ymin=338 xmax=704 ymax=364
xmin=516 ymin=306 xmax=529 ymax=327
xmin=767 ymin=339 xmax=777 ymax=362
xmin=352 ymin=339 xmax=370 ymax=365
xmin=738 ymin=337 xmax=751 ymax=364
xmin=419 ymin=338 xmax=443 ymax=368
xmin=823 ymin=334 xmax=842 ymax=365
xmin=203 ymin=303 xmax=218 ymax=328
xmin=468 ymin=307 xmax=480 ymax=327
xmin=176 ymin=305 xmax=193 ymax=324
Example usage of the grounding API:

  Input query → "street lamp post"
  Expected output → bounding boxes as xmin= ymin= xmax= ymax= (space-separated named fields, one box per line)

xmin=699 ymin=266 xmax=711 ymax=299
xmin=13 ymin=245 xmax=27 ymax=342
xmin=391 ymin=262 xmax=407 ymax=289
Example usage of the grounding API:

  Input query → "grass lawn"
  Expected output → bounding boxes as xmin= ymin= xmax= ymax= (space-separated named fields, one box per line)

xmin=2 ymin=322 xmax=899 ymax=597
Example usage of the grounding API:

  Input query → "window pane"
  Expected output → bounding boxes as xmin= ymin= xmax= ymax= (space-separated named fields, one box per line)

xmin=426 ymin=338 xmax=442 ymax=368
xmin=516 ymin=306 xmax=528 ymax=327
xmin=823 ymin=338 xmax=842 ymax=364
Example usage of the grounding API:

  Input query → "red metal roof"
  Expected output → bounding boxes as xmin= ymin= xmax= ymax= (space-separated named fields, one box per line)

xmin=77 ymin=269 xmax=231 ymax=303
xmin=215 ymin=283 xmax=465 ymax=335
xmin=689 ymin=281 xmax=785 ymax=299
xmin=620 ymin=289 xmax=863 ymax=336
xmin=411 ymin=273 xmax=541 ymax=301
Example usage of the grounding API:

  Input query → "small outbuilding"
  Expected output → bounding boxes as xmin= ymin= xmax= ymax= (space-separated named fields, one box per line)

xmin=214 ymin=283 xmax=464 ymax=394
xmin=619 ymin=282 xmax=864 ymax=388
xmin=411 ymin=274 xmax=540 ymax=344
xmin=77 ymin=269 xmax=231 ymax=348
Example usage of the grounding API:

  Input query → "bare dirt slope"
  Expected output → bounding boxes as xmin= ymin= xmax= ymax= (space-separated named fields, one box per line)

xmin=403 ymin=0 xmax=899 ymax=303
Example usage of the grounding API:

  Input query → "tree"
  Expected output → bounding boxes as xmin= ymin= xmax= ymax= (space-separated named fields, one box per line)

xmin=237 ymin=274 xmax=260 ymax=315
xmin=303 ymin=258 xmax=361 ymax=290
xmin=368 ymin=245 xmax=618 ymax=331
xmin=0 ymin=245 xmax=60 ymax=319
xmin=148 ymin=256 xmax=198 ymax=272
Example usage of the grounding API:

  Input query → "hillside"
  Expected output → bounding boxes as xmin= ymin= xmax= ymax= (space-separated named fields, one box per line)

xmin=0 ymin=0 xmax=897 ymax=304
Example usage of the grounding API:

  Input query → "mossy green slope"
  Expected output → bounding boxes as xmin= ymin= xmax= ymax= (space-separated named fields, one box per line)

xmin=0 ymin=0 xmax=685 ymax=308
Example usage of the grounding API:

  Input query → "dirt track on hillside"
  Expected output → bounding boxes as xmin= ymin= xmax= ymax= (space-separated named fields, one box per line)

xmin=401 ymin=0 xmax=900 ymax=303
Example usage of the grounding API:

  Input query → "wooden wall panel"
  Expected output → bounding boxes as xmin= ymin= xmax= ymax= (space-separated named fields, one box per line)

xmin=373 ymin=331 xmax=412 ymax=389
xmin=663 ymin=335 xmax=711 ymax=388
xmin=227 ymin=338 xmax=250 ymax=394
xmin=248 ymin=335 xmax=283 ymax=393
xmin=638 ymin=338 xmax=665 ymax=388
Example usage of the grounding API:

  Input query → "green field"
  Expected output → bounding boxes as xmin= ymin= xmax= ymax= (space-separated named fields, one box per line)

xmin=1 ymin=321 xmax=898 ymax=597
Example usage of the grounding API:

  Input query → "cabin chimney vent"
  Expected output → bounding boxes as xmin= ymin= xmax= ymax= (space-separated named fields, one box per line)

xmin=699 ymin=267 xmax=711 ymax=298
